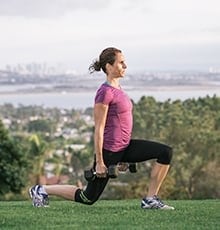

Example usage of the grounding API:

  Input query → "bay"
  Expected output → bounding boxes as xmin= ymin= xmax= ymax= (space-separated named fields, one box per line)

xmin=0 ymin=87 xmax=219 ymax=109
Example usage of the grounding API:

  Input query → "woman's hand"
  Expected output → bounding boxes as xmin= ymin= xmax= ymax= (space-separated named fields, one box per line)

xmin=96 ymin=162 xmax=107 ymax=178
xmin=118 ymin=162 xmax=129 ymax=172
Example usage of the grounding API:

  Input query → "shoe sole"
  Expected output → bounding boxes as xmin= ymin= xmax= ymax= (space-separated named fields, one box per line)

xmin=141 ymin=205 xmax=175 ymax=210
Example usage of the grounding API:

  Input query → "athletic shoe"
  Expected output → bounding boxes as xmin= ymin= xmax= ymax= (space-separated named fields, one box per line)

xmin=29 ymin=185 xmax=49 ymax=207
xmin=141 ymin=195 xmax=174 ymax=210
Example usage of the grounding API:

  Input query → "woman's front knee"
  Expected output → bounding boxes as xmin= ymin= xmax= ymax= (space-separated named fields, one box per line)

xmin=157 ymin=146 xmax=173 ymax=165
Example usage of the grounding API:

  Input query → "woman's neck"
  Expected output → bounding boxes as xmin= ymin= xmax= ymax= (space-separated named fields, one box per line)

xmin=106 ymin=77 xmax=120 ymax=89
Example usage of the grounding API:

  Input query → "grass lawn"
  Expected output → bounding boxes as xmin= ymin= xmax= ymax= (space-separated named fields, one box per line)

xmin=0 ymin=199 xmax=219 ymax=229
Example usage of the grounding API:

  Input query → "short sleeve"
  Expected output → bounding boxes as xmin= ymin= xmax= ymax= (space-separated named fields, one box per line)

xmin=95 ymin=85 xmax=113 ymax=105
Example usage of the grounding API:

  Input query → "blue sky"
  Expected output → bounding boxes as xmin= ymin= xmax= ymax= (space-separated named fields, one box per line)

xmin=0 ymin=0 xmax=219 ymax=73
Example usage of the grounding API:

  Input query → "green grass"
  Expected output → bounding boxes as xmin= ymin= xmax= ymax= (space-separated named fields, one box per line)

xmin=0 ymin=199 xmax=219 ymax=229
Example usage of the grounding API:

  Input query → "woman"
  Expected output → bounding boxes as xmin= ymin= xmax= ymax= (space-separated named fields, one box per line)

xmin=29 ymin=47 xmax=174 ymax=210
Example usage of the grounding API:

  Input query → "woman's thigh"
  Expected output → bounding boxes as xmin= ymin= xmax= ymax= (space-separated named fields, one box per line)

xmin=121 ymin=139 xmax=171 ymax=163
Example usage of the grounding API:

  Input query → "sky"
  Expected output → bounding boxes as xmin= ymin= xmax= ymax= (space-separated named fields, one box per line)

xmin=0 ymin=0 xmax=220 ymax=73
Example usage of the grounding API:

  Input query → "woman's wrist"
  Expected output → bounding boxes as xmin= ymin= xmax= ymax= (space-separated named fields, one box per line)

xmin=95 ymin=153 xmax=104 ymax=164
xmin=96 ymin=159 xmax=104 ymax=164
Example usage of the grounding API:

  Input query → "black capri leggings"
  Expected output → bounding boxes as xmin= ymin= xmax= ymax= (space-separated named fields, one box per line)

xmin=75 ymin=139 xmax=173 ymax=205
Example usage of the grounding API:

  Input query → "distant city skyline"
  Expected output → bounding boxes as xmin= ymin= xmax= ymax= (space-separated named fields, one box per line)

xmin=2 ymin=62 xmax=220 ymax=75
xmin=0 ymin=0 xmax=219 ymax=73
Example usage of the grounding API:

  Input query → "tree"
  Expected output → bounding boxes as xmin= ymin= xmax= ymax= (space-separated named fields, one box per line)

xmin=28 ymin=134 xmax=51 ymax=184
xmin=27 ymin=119 xmax=54 ymax=133
xmin=132 ymin=96 xmax=220 ymax=199
xmin=0 ymin=120 xmax=28 ymax=195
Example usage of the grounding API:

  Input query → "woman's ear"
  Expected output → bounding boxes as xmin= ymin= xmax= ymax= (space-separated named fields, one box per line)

xmin=106 ymin=63 xmax=111 ymax=74
xmin=106 ymin=63 xmax=110 ymax=69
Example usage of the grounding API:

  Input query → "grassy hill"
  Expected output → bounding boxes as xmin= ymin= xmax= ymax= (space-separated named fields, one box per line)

xmin=0 ymin=199 xmax=219 ymax=229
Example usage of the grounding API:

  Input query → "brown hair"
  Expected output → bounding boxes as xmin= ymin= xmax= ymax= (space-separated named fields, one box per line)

xmin=89 ymin=47 xmax=122 ymax=74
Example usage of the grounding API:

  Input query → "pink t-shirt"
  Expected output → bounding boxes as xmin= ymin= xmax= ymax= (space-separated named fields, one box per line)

xmin=95 ymin=83 xmax=133 ymax=152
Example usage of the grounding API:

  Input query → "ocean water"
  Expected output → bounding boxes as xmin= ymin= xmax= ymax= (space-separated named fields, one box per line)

xmin=0 ymin=87 xmax=219 ymax=109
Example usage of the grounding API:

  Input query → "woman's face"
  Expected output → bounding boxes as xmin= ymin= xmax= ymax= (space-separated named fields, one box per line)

xmin=107 ymin=52 xmax=127 ymax=78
